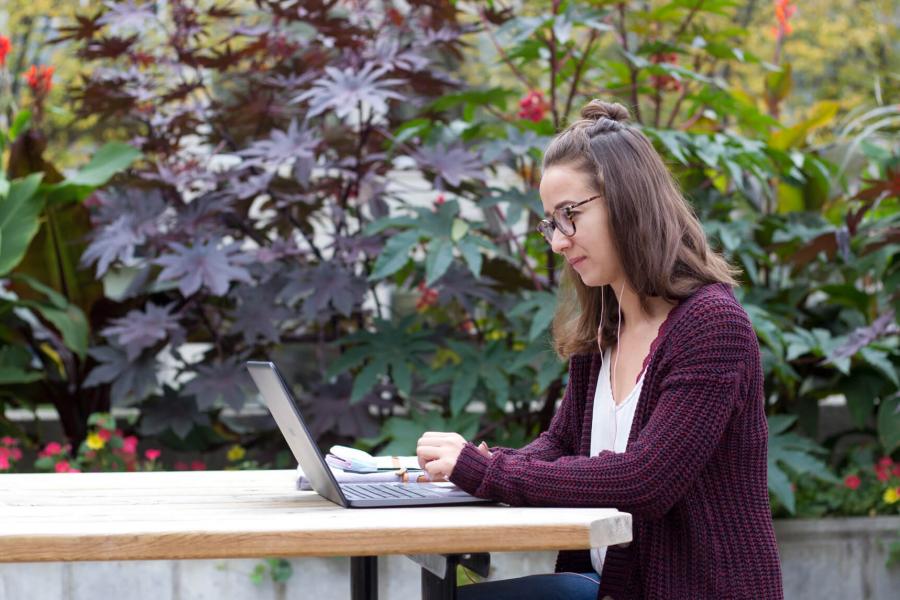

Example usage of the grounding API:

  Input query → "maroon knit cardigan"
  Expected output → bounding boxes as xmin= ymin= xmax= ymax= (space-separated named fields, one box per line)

xmin=450 ymin=283 xmax=784 ymax=599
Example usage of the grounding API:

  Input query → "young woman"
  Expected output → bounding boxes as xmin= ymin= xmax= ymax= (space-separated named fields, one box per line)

xmin=416 ymin=100 xmax=784 ymax=599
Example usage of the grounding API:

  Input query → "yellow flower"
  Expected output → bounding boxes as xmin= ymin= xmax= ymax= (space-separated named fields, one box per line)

xmin=86 ymin=433 xmax=105 ymax=451
xmin=227 ymin=445 xmax=246 ymax=462
xmin=883 ymin=487 xmax=899 ymax=505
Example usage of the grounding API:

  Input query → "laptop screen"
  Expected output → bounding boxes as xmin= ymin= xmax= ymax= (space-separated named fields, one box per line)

xmin=246 ymin=361 xmax=348 ymax=507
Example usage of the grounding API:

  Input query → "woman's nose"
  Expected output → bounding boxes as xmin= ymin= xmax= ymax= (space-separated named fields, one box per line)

xmin=550 ymin=228 xmax=571 ymax=254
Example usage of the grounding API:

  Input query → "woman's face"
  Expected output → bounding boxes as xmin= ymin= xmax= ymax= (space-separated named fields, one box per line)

xmin=539 ymin=164 xmax=622 ymax=288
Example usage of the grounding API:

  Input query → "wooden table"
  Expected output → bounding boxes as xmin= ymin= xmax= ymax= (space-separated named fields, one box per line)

xmin=1 ymin=469 xmax=632 ymax=599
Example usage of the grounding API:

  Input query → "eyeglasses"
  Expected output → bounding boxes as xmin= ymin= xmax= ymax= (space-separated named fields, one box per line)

xmin=536 ymin=195 xmax=602 ymax=244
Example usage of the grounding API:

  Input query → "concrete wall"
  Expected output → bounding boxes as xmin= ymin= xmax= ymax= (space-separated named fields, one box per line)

xmin=2 ymin=517 xmax=898 ymax=599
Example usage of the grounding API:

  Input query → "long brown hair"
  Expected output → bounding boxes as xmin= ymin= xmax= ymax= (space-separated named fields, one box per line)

xmin=544 ymin=100 xmax=739 ymax=359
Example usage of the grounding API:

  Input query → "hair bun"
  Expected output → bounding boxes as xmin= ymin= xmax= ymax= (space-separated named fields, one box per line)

xmin=581 ymin=100 xmax=630 ymax=123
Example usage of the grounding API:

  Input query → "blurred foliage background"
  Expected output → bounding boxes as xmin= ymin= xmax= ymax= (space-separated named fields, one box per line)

xmin=0 ymin=0 xmax=897 ymax=517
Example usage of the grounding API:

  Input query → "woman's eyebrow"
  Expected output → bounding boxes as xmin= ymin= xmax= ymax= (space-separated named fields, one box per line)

xmin=544 ymin=199 xmax=576 ymax=217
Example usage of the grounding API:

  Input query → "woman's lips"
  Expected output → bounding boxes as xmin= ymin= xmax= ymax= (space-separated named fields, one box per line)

xmin=569 ymin=256 xmax=586 ymax=268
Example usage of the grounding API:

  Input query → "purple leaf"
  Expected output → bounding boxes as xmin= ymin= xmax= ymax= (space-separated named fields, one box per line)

xmin=300 ymin=376 xmax=392 ymax=440
xmin=183 ymin=358 xmax=255 ymax=411
xmin=228 ymin=286 xmax=290 ymax=345
xmin=411 ymin=142 xmax=485 ymax=189
xmin=156 ymin=239 xmax=254 ymax=296
xmin=83 ymin=344 xmax=158 ymax=405
xmin=81 ymin=215 xmax=144 ymax=276
xmin=101 ymin=302 xmax=183 ymax=360
xmin=97 ymin=1 xmax=159 ymax=34
xmin=139 ymin=387 xmax=209 ymax=438
xmin=279 ymin=262 xmax=367 ymax=322
xmin=238 ymin=119 xmax=318 ymax=166
xmin=291 ymin=63 xmax=406 ymax=121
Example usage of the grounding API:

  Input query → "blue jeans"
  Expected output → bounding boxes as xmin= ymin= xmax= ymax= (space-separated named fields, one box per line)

xmin=457 ymin=571 xmax=600 ymax=600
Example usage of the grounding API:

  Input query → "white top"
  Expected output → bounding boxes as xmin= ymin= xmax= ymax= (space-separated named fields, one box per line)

xmin=589 ymin=347 xmax=645 ymax=574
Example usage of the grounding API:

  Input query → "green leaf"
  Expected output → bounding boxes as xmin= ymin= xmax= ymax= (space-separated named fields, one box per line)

xmin=450 ymin=373 xmax=478 ymax=415
xmin=368 ymin=230 xmax=419 ymax=280
xmin=767 ymin=460 xmax=795 ymax=514
xmin=0 ymin=366 xmax=44 ymax=384
xmin=66 ymin=142 xmax=142 ymax=187
xmin=9 ymin=110 xmax=32 ymax=141
xmin=424 ymin=237 xmax=453 ymax=286
xmin=11 ymin=273 xmax=69 ymax=309
xmin=450 ymin=218 xmax=469 ymax=242
xmin=350 ymin=359 xmax=384 ymax=403
xmin=877 ymin=394 xmax=900 ymax=454
xmin=26 ymin=302 xmax=89 ymax=359
xmin=839 ymin=372 xmax=885 ymax=428
xmin=859 ymin=347 xmax=899 ymax=388
xmin=457 ymin=237 xmax=483 ymax=278
xmin=770 ymin=101 xmax=840 ymax=151
xmin=767 ymin=414 xmax=797 ymax=436
xmin=390 ymin=359 xmax=412 ymax=397
xmin=0 ymin=173 xmax=45 ymax=276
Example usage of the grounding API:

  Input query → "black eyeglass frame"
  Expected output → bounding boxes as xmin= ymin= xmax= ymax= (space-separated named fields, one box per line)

xmin=536 ymin=194 xmax=603 ymax=243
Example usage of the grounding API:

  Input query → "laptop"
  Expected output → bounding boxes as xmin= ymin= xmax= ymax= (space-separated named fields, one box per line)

xmin=246 ymin=361 xmax=493 ymax=508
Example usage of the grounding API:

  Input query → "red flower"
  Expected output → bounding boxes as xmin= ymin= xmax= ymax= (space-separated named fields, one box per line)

xmin=434 ymin=193 xmax=446 ymax=208
xmin=876 ymin=468 xmax=890 ymax=482
xmin=518 ymin=90 xmax=549 ymax=123
xmin=843 ymin=474 xmax=861 ymax=490
xmin=24 ymin=64 xmax=54 ymax=95
xmin=773 ymin=0 xmax=797 ymax=39
xmin=0 ymin=36 xmax=10 ymax=68
xmin=878 ymin=456 xmax=893 ymax=468
xmin=416 ymin=281 xmax=439 ymax=312
xmin=174 ymin=461 xmax=189 ymax=471
xmin=43 ymin=441 xmax=62 ymax=456
xmin=55 ymin=461 xmax=71 ymax=473
xmin=191 ymin=460 xmax=207 ymax=471
xmin=650 ymin=53 xmax=683 ymax=92
xmin=144 ymin=449 xmax=161 ymax=461
xmin=97 ymin=429 xmax=112 ymax=442
xmin=0 ymin=455 xmax=9 ymax=470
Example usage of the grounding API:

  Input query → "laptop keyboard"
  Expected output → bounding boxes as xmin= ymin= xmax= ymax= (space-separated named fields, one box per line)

xmin=342 ymin=483 xmax=450 ymax=500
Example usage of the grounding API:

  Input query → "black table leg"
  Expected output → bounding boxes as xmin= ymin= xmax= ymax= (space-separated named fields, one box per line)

xmin=421 ymin=554 xmax=458 ymax=600
xmin=419 ymin=553 xmax=489 ymax=600
xmin=351 ymin=556 xmax=378 ymax=600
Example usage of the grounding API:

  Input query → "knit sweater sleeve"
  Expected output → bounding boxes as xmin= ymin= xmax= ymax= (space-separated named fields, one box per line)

xmin=450 ymin=301 xmax=753 ymax=520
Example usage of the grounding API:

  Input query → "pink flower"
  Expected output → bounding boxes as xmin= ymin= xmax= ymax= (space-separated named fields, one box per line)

xmin=97 ymin=429 xmax=112 ymax=442
xmin=144 ymin=449 xmax=161 ymax=461
xmin=876 ymin=469 xmax=890 ymax=482
xmin=1 ymin=436 xmax=17 ymax=446
xmin=122 ymin=436 xmax=138 ymax=455
xmin=55 ymin=461 xmax=71 ymax=473
xmin=191 ymin=460 xmax=207 ymax=471
xmin=0 ymin=455 xmax=9 ymax=470
xmin=878 ymin=457 xmax=893 ymax=468
xmin=10 ymin=448 xmax=22 ymax=461
xmin=44 ymin=442 xmax=62 ymax=456
xmin=0 ymin=448 xmax=7 ymax=459
xmin=844 ymin=474 xmax=861 ymax=490
xmin=68 ymin=467 xmax=80 ymax=473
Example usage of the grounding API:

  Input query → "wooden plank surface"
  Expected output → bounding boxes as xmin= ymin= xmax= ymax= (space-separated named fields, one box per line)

xmin=0 ymin=470 xmax=632 ymax=562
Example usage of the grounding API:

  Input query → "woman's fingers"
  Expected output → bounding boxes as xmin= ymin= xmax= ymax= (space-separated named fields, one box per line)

xmin=477 ymin=441 xmax=492 ymax=458
xmin=423 ymin=458 xmax=450 ymax=482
